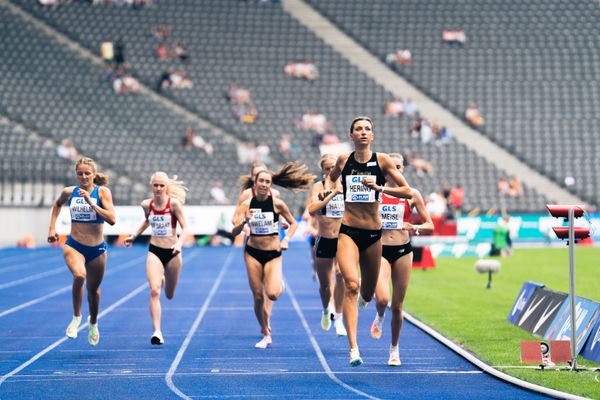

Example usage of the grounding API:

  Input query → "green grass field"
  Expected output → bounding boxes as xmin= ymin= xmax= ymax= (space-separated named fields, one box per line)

xmin=404 ymin=247 xmax=600 ymax=399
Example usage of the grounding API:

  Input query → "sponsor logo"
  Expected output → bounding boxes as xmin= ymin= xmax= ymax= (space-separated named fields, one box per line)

xmin=381 ymin=205 xmax=397 ymax=212
xmin=532 ymin=301 xmax=563 ymax=335
xmin=511 ymin=290 xmax=528 ymax=316
xmin=366 ymin=161 xmax=377 ymax=167
xmin=590 ymin=324 xmax=600 ymax=351
xmin=351 ymin=194 xmax=370 ymax=201
xmin=351 ymin=176 xmax=364 ymax=183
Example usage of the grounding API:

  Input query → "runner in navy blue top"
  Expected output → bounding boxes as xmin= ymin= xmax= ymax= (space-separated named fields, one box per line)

xmin=232 ymin=162 xmax=314 ymax=349
xmin=48 ymin=157 xmax=116 ymax=346
xmin=323 ymin=116 xmax=412 ymax=366
xmin=124 ymin=172 xmax=189 ymax=346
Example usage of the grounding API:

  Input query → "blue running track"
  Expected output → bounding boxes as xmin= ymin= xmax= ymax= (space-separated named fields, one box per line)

xmin=0 ymin=246 xmax=550 ymax=399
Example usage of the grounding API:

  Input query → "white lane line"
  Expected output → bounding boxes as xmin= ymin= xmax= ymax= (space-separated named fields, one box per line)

xmin=165 ymin=250 xmax=235 ymax=400
xmin=0 ymin=256 xmax=63 ymax=276
xmin=0 ymin=281 xmax=149 ymax=387
xmin=285 ymin=278 xmax=381 ymax=400
xmin=0 ymin=249 xmax=57 ymax=265
xmin=0 ymin=254 xmax=147 ymax=319
xmin=0 ymin=266 xmax=66 ymax=290
xmin=8 ymin=370 xmax=483 ymax=380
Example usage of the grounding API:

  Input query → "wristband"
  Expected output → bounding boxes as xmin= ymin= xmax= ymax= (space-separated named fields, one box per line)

xmin=415 ymin=226 xmax=420 ymax=236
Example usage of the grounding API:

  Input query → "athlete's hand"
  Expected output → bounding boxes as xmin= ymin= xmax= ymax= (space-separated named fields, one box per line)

xmin=403 ymin=222 xmax=417 ymax=234
xmin=318 ymin=190 xmax=332 ymax=201
xmin=279 ymin=237 xmax=289 ymax=251
xmin=78 ymin=188 xmax=92 ymax=205
xmin=47 ymin=228 xmax=58 ymax=243
xmin=361 ymin=176 xmax=377 ymax=190
xmin=171 ymin=243 xmax=182 ymax=255
xmin=123 ymin=235 xmax=135 ymax=247
xmin=280 ymin=220 xmax=290 ymax=230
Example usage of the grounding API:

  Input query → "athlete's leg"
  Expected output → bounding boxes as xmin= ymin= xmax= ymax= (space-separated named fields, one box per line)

xmin=164 ymin=254 xmax=183 ymax=300
xmin=85 ymin=252 xmax=107 ymax=325
xmin=333 ymin=261 xmax=345 ymax=314
xmin=315 ymin=257 xmax=334 ymax=310
xmin=244 ymin=253 xmax=270 ymax=336
xmin=358 ymin=239 xmax=383 ymax=303
xmin=336 ymin=234 xmax=360 ymax=350
xmin=63 ymin=246 xmax=86 ymax=318
xmin=390 ymin=253 xmax=413 ymax=346
xmin=375 ymin=258 xmax=392 ymax=318
xmin=147 ymin=252 xmax=165 ymax=332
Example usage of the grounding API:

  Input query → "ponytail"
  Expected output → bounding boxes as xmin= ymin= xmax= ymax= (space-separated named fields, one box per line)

xmin=264 ymin=161 xmax=316 ymax=192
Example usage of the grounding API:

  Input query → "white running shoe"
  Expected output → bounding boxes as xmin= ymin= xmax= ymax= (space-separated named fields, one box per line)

xmin=357 ymin=293 xmax=369 ymax=309
xmin=349 ymin=348 xmax=363 ymax=367
xmin=334 ymin=318 xmax=347 ymax=336
xmin=66 ymin=315 xmax=82 ymax=339
xmin=321 ymin=310 xmax=332 ymax=331
xmin=255 ymin=335 xmax=272 ymax=349
xmin=370 ymin=314 xmax=384 ymax=340
xmin=151 ymin=330 xmax=164 ymax=345
xmin=87 ymin=316 xmax=100 ymax=346
xmin=388 ymin=345 xmax=401 ymax=366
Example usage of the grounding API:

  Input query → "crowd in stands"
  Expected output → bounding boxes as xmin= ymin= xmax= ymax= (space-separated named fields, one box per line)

xmin=284 ymin=60 xmax=319 ymax=80
xmin=386 ymin=48 xmax=412 ymax=65
xmin=237 ymin=141 xmax=272 ymax=165
xmin=497 ymin=175 xmax=523 ymax=198
xmin=409 ymin=118 xmax=452 ymax=146
xmin=179 ymin=129 xmax=213 ymax=156
xmin=442 ymin=29 xmax=466 ymax=46
xmin=227 ymin=84 xmax=258 ymax=123
xmin=465 ymin=102 xmax=484 ymax=127
xmin=56 ymin=139 xmax=79 ymax=161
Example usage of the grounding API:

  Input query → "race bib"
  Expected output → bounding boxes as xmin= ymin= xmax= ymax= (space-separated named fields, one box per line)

xmin=345 ymin=175 xmax=376 ymax=203
xmin=70 ymin=197 xmax=97 ymax=221
xmin=249 ymin=210 xmax=277 ymax=235
xmin=325 ymin=194 xmax=344 ymax=218
xmin=149 ymin=214 xmax=173 ymax=237
xmin=379 ymin=203 xmax=405 ymax=230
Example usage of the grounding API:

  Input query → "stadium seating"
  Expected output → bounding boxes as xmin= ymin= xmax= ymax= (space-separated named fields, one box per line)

xmin=305 ymin=0 xmax=599 ymax=207
xmin=0 ymin=0 xmax=552 ymax=211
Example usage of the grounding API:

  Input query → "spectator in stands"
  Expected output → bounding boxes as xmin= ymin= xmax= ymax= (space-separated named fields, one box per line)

xmin=227 ymin=83 xmax=252 ymax=104
xmin=465 ymin=102 xmax=484 ymax=127
xmin=297 ymin=111 xmax=329 ymax=133
xmin=152 ymin=25 xmax=171 ymax=41
xmin=419 ymin=120 xmax=433 ymax=144
xmin=156 ymin=67 xmax=173 ymax=91
xmin=384 ymin=98 xmax=404 ymax=117
xmin=173 ymin=42 xmax=190 ymax=63
xmin=322 ymin=130 xmax=341 ymax=145
xmin=113 ymin=38 xmax=126 ymax=68
xmin=170 ymin=70 xmax=193 ymax=89
xmin=410 ymin=153 xmax=433 ymax=176
xmin=497 ymin=176 xmax=511 ymax=196
xmin=435 ymin=125 xmax=452 ymax=145
xmin=442 ymin=29 xmax=466 ymax=46
xmin=156 ymin=42 xmax=169 ymax=60
xmin=425 ymin=192 xmax=447 ymax=218
xmin=256 ymin=141 xmax=272 ymax=164
xmin=284 ymin=60 xmax=318 ymax=80
xmin=279 ymin=134 xmax=298 ymax=159
xmin=233 ymin=102 xmax=258 ymax=124
xmin=237 ymin=141 xmax=257 ymax=164
xmin=57 ymin=139 xmax=80 ymax=161
xmin=100 ymin=39 xmax=114 ymax=63
xmin=509 ymin=176 xmax=523 ymax=197
xmin=386 ymin=48 xmax=412 ymax=65
xmin=402 ymin=98 xmax=416 ymax=116
xmin=449 ymin=184 xmax=464 ymax=215
xmin=179 ymin=129 xmax=213 ymax=155
xmin=210 ymin=181 xmax=230 ymax=204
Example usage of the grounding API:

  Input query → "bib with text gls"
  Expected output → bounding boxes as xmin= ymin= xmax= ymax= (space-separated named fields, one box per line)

xmin=248 ymin=209 xmax=278 ymax=235
xmin=70 ymin=197 xmax=97 ymax=221
xmin=379 ymin=203 xmax=406 ymax=230
xmin=345 ymin=175 xmax=376 ymax=203
xmin=325 ymin=194 xmax=345 ymax=217
xmin=149 ymin=214 xmax=173 ymax=237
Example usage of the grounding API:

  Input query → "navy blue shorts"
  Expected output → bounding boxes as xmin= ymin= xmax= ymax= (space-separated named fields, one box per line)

xmin=65 ymin=236 xmax=107 ymax=263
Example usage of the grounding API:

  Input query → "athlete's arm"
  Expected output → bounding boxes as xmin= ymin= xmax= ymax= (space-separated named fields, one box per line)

xmin=307 ymin=181 xmax=334 ymax=216
xmin=124 ymin=201 xmax=150 ymax=246
xmin=171 ymin=198 xmax=188 ymax=254
xmin=47 ymin=186 xmax=75 ymax=243
xmin=231 ymin=200 xmax=250 ymax=237
xmin=323 ymin=154 xmax=346 ymax=196
xmin=404 ymin=189 xmax=434 ymax=235
xmin=93 ymin=187 xmax=117 ymax=225
xmin=378 ymin=154 xmax=412 ymax=199
xmin=276 ymin=199 xmax=298 ymax=251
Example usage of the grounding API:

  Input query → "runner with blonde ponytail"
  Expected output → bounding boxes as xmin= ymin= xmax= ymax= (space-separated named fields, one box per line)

xmin=125 ymin=172 xmax=189 ymax=345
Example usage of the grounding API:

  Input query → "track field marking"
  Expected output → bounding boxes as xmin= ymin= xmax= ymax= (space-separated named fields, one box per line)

xmin=0 ymin=266 xmax=67 ymax=290
xmin=0 ymin=254 xmax=147 ymax=318
xmin=285 ymin=278 xmax=381 ymax=400
xmin=165 ymin=249 xmax=235 ymax=400
xmin=0 ymin=281 xmax=149 ymax=387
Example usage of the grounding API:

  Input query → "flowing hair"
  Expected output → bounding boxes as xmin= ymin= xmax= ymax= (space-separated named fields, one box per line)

xmin=151 ymin=171 xmax=188 ymax=204
xmin=349 ymin=115 xmax=373 ymax=133
xmin=76 ymin=157 xmax=109 ymax=186
xmin=241 ymin=161 xmax=316 ymax=192
xmin=238 ymin=162 xmax=268 ymax=191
